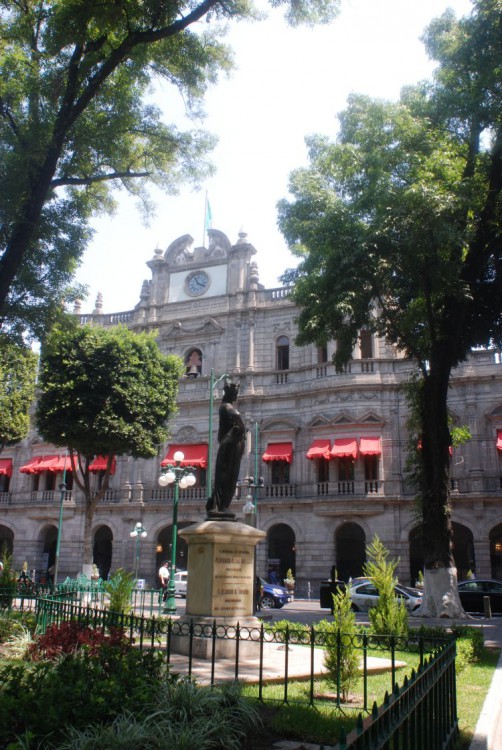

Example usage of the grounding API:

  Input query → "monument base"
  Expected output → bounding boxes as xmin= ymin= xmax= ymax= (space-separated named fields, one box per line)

xmin=170 ymin=614 xmax=263 ymax=659
xmin=174 ymin=520 xmax=266 ymax=660
xmin=205 ymin=510 xmax=236 ymax=522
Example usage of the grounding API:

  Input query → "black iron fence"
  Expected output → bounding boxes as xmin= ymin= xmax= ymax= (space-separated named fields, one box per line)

xmin=32 ymin=593 xmax=458 ymax=748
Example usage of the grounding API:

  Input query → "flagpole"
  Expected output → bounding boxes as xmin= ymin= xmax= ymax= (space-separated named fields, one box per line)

xmin=202 ymin=191 xmax=208 ymax=246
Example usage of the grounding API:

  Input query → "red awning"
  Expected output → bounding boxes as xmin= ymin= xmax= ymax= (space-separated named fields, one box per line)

xmin=497 ymin=431 xmax=502 ymax=451
xmin=0 ymin=458 xmax=12 ymax=477
xmin=161 ymin=444 xmax=208 ymax=468
xmin=262 ymin=442 xmax=293 ymax=463
xmin=89 ymin=455 xmax=116 ymax=474
xmin=20 ymin=455 xmax=71 ymax=474
xmin=306 ymin=439 xmax=331 ymax=460
xmin=359 ymin=437 xmax=381 ymax=456
xmin=331 ymin=438 xmax=358 ymax=459
xmin=52 ymin=455 xmax=73 ymax=472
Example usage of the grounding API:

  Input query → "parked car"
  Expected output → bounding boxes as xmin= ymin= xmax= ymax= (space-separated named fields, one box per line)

xmin=458 ymin=579 xmax=502 ymax=614
xmin=259 ymin=578 xmax=291 ymax=609
xmin=350 ymin=579 xmax=423 ymax=612
xmin=174 ymin=570 xmax=188 ymax=597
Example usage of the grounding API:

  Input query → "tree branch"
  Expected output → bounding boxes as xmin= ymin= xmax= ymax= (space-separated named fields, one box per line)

xmin=51 ymin=170 xmax=151 ymax=188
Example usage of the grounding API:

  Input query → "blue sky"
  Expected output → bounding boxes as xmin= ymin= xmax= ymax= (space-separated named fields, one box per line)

xmin=75 ymin=0 xmax=473 ymax=314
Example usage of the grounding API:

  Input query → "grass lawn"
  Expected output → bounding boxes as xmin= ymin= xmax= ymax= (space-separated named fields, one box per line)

xmin=243 ymin=645 xmax=501 ymax=749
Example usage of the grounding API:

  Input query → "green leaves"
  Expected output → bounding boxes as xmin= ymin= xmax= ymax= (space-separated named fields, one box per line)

xmin=0 ymin=336 xmax=38 ymax=450
xmin=0 ymin=0 xmax=342 ymax=339
xmin=36 ymin=323 xmax=184 ymax=458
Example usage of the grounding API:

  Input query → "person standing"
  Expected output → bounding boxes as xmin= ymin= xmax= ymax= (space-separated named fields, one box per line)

xmin=158 ymin=561 xmax=170 ymax=600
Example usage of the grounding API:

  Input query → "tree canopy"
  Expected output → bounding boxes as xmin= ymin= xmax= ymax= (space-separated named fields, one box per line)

xmin=277 ymin=0 xmax=502 ymax=616
xmin=36 ymin=322 xmax=184 ymax=565
xmin=0 ymin=0 xmax=340 ymax=342
xmin=36 ymin=323 xmax=184 ymax=458
xmin=0 ymin=335 xmax=38 ymax=451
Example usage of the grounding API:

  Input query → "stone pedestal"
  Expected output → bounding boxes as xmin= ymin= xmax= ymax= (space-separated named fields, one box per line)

xmin=172 ymin=520 xmax=265 ymax=659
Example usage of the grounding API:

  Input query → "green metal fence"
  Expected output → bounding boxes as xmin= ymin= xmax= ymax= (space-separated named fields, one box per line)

xmin=33 ymin=593 xmax=458 ymax=748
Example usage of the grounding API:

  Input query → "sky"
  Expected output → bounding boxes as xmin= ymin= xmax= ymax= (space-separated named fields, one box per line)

xmin=75 ymin=0 xmax=474 ymax=315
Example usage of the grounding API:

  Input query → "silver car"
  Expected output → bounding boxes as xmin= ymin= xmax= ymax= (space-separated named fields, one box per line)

xmin=174 ymin=570 xmax=188 ymax=597
xmin=348 ymin=578 xmax=423 ymax=612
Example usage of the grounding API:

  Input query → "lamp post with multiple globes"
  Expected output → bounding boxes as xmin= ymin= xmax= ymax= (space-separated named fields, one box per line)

xmin=158 ymin=450 xmax=196 ymax=614
xmin=129 ymin=521 xmax=147 ymax=580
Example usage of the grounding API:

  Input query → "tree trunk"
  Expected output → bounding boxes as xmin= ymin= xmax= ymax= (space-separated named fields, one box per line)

xmin=412 ymin=361 xmax=466 ymax=618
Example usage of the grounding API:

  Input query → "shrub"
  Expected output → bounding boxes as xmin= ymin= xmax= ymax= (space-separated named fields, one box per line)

xmin=28 ymin=621 xmax=131 ymax=660
xmin=0 ymin=547 xmax=17 ymax=610
xmin=104 ymin=568 xmax=136 ymax=614
xmin=0 ymin=645 xmax=168 ymax=747
xmin=364 ymin=535 xmax=408 ymax=639
xmin=323 ymin=586 xmax=360 ymax=701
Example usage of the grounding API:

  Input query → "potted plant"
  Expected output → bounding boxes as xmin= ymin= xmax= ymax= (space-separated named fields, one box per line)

xmin=284 ymin=568 xmax=295 ymax=597
xmin=91 ymin=563 xmax=100 ymax=580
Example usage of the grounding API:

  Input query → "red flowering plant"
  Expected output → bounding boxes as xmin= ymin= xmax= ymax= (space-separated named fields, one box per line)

xmin=28 ymin=621 xmax=131 ymax=661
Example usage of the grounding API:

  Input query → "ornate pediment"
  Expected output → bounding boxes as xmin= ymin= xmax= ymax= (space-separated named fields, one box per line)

xmin=165 ymin=234 xmax=195 ymax=265
xmin=308 ymin=415 xmax=331 ymax=429
xmin=175 ymin=427 xmax=201 ymax=443
xmin=261 ymin=418 xmax=301 ymax=435
xmin=161 ymin=317 xmax=225 ymax=340
xmin=332 ymin=413 xmax=355 ymax=425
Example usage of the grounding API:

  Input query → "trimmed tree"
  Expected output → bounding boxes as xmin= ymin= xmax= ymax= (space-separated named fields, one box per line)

xmin=277 ymin=0 xmax=502 ymax=616
xmin=0 ymin=336 xmax=38 ymax=452
xmin=0 ymin=0 xmax=340 ymax=340
xmin=36 ymin=321 xmax=184 ymax=568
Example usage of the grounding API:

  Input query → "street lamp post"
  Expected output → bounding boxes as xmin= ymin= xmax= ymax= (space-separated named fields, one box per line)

xmin=53 ymin=451 xmax=68 ymax=585
xmin=207 ymin=368 xmax=229 ymax=498
xmin=129 ymin=521 xmax=147 ymax=580
xmin=158 ymin=451 xmax=196 ymax=615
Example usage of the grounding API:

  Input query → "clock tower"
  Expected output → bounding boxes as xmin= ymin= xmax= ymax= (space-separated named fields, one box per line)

xmin=143 ymin=229 xmax=261 ymax=308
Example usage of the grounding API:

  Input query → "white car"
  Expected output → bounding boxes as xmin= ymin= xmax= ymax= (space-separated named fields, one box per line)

xmin=174 ymin=570 xmax=188 ymax=597
xmin=348 ymin=578 xmax=423 ymax=613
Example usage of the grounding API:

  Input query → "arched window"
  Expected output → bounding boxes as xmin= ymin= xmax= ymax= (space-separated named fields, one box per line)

xmin=276 ymin=336 xmax=289 ymax=371
xmin=185 ymin=349 xmax=202 ymax=378
xmin=360 ymin=329 xmax=373 ymax=359
xmin=317 ymin=345 xmax=328 ymax=364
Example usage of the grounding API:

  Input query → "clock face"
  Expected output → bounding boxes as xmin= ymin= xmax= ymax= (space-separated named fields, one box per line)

xmin=185 ymin=271 xmax=210 ymax=296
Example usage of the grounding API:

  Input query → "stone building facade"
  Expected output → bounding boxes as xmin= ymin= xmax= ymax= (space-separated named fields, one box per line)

xmin=1 ymin=228 xmax=502 ymax=592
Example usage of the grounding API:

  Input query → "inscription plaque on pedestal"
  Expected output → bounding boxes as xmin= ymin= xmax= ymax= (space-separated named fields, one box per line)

xmin=172 ymin=520 xmax=266 ymax=658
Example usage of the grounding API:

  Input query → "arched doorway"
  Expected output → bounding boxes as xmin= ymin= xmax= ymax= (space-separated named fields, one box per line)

xmin=451 ymin=522 xmax=475 ymax=580
xmin=490 ymin=524 xmax=502 ymax=580
xmin=267 ymin=523 xmax=296 ymax=583
xmin=409 ymin=526 xmax=424 ymax=587
xmin=155 ymin=522 xmax=191 ymax=584
xmin=39 ymin=525 xmax=57 ymax=583
xmin=335 ymin=522 xmax=366 ymax=581
xmin=0 ymin=525 xmax=14 ymax=558
xmin=408 ymin=522 xmax=475 ymax=581
xmin=93 ymin=526 xmax=113 ymax=580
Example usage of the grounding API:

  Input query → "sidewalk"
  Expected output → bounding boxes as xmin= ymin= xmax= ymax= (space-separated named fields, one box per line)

xmin=468 ymin=617 xmax=502 ymax=750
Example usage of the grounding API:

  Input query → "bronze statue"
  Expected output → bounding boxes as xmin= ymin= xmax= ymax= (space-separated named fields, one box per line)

xmin=206 ymin=382 xmax=246 ymax=515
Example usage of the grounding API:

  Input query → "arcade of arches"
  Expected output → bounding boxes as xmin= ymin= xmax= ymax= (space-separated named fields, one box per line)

xmin=2 ymin=519 xmax=501 ymax=587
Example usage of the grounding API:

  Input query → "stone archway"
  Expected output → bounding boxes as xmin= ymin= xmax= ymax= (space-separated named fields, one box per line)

xmin=451 ymin=522 xmax=475 ymax=580
xmin=408 ymin=522 xmax=475 ymax=582
xmin=155 ymin=522 xmax=192 ymax=584
xmin=0 ymin=524 xmax=14 ymax=558
xmin=490 ymin=523 xmax=502 ymax=580
xmin=409 ymin=526 xmax=424 ymax=587
xmin=267 ymin=523 xmax=296 ymax=583
xmin=38 ymin=525 xmax=57 ymax=583
xmin=93 ymin=525 xmax=113 ymax=580
xmin=335 ymin=522 xmax=366 ymax=582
